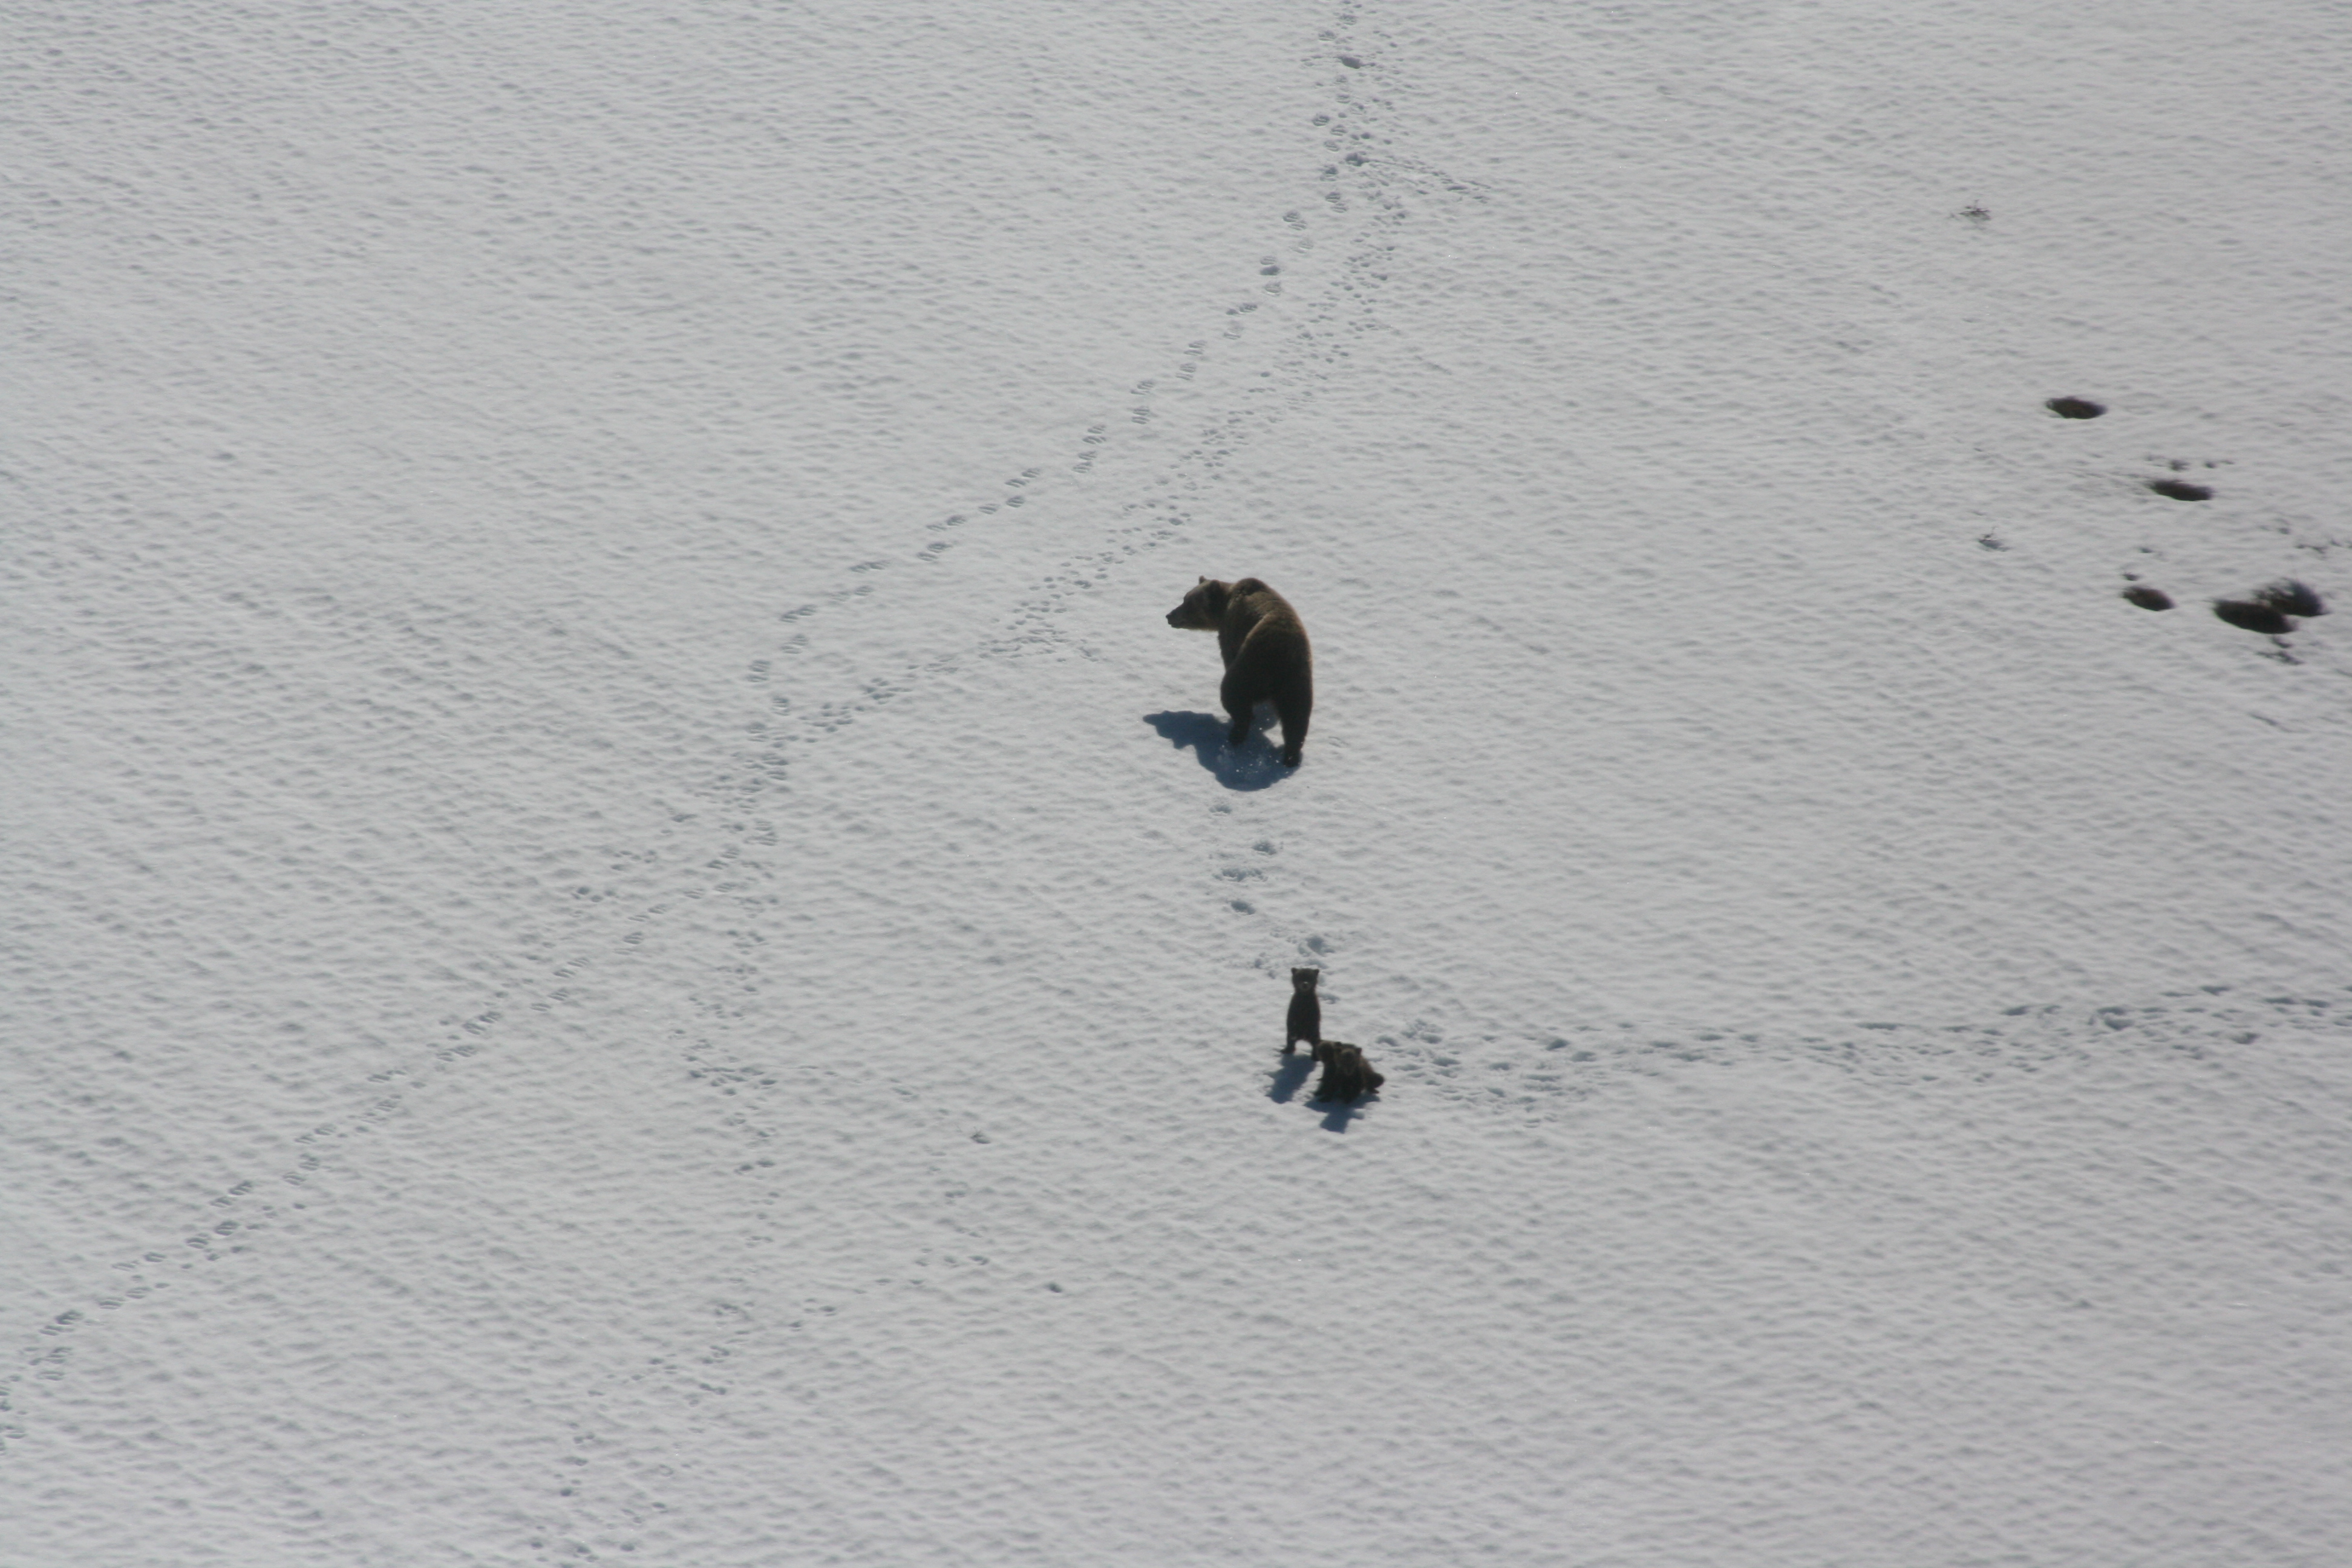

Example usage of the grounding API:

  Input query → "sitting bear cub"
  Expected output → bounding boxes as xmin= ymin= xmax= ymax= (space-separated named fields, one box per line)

xmin=1310 ymin=1039 xmax=1384 ymax=1103
xmin=1165 ymin=577 xmax=1313 ymax=768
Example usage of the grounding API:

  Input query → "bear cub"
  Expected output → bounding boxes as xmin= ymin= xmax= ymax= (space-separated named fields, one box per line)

xmin=1165 ymin=577 xmax=1313 ymax=768
xmin=1285 ymin=967 xmax=1321 ymax=1054
xmin=1310 ymin=1040 xmax=1384 ymax=1104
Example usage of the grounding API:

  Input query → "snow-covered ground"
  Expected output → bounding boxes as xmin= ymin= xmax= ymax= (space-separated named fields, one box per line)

xmin=6 ymin=1 xmax=2349 ymax=1562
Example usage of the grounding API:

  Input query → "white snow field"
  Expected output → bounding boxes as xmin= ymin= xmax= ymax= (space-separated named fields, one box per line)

xmin=6 ymin=0 xmax=2350 ymax=1562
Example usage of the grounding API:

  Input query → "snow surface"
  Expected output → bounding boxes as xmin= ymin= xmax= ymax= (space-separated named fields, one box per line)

xmin=6 ymin=1 xmax=2351 ymax=1563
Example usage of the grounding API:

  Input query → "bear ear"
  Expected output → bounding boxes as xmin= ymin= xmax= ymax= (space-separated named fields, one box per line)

xmin=1197 ymin=575 xmax=1207 ymax=584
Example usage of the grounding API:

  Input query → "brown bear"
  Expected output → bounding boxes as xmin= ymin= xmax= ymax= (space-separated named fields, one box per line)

xmin=1165 ymin=577 xmax=1313 ymax=767
xmin=1309 ymin=1039 xmax=1384 ymax=1103
xmin=1285 ymin=967 xmax=1321 ymax=1055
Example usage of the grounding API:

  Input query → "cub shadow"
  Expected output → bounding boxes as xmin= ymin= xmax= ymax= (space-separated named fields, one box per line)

xmin=1316 ymin=1096 xmax=1370 ymax=1134
xmin=1142 ymin=710 xmax=1289 ymax=792
xmin=1260 ymin=1053 xmax=1373 ymax=1128
xmin=1267 ymin=1053 xmax=1315 ymax=1104
xmin=1265 ymin=1053 xmax=1375 ymax=1131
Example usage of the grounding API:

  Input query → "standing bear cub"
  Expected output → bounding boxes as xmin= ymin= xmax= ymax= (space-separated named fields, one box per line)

xmin=1285 ymin=967 xmax=1321 ymax=1054
xmin=1165 ymin=577 xmax=1314 ymax=768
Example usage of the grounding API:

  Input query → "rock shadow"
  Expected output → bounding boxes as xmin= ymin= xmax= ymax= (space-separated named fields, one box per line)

xmin=1142 ymin=710 xmax=1290 ymax=791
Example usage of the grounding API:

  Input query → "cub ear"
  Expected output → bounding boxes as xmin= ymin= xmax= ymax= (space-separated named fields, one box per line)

xmin=1197 ymin=575 xmax=1208 ymax=584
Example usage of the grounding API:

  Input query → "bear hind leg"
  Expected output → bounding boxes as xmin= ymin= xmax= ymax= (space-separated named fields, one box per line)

xmin=1219 ymin=673 xmax=1257 ymax=750
xmin=1274 ymin=691 xmax=1310 ymax=769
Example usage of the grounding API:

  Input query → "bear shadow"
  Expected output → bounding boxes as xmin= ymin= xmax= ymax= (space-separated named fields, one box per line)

xmin=1142 ymin=710 xmax=1289 ymax=792
xmin=1314 ymin=1093 xmax=1371 ymax=1134
xmin=1266 ymin=1054 xmax=1315 ymax=1105
xmin=1266 ymin=1055 xmax=1375 ymax=1131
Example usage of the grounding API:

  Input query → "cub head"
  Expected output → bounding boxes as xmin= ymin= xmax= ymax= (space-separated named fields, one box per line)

xmin=1291 ymin=967 xmax=1319 ymax=993
xmin=1165 ymin=576 xmax=1230 ymax=630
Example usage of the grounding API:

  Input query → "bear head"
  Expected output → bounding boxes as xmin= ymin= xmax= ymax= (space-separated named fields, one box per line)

xmin=1165 ymin=577 xmax=1230 ymax=630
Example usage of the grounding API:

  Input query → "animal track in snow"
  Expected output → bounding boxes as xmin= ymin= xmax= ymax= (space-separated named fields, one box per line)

xmin=2 ymin=4 xmax=1501 ymax=1403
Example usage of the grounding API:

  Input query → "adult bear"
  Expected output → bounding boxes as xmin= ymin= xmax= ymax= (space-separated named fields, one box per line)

xmin=1165 ymin=576 xmax=1313 ymax=768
